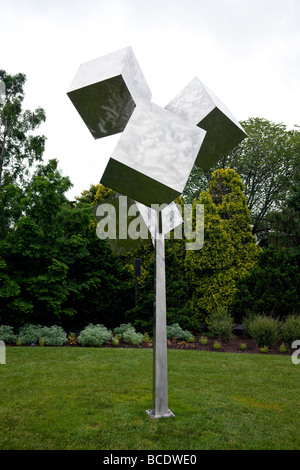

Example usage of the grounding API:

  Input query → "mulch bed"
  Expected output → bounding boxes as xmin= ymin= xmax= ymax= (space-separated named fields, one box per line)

xmin=100 ymin=332 xmax=291 ymax=356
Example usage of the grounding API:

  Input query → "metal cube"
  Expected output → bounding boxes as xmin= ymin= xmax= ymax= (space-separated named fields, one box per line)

xmin=67 ymin=46 xmax=152 ymax=139
xmin=165 ymin=77 xmax=247 ymax=170
xmin=100 ymin=98 xmax=206 ymax=207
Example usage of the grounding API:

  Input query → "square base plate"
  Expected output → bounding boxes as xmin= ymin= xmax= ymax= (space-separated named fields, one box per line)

xmin=146 ymin=409 xmax=175 ymax=419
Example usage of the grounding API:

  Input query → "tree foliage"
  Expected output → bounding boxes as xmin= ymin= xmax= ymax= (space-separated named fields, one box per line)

xmin=0 ymin=72 xmax=134 ymax=328
xmin=183 ymin=118 xmax=300 ymax=245
xmin=0 ymin=165 xmax=134 ymax=327
xmin=1 ymin=69 xmax=298 ymax=331
xmin=232 ymin=245 xmax=299 ymax=320
xmin=0 ymin=70 xmax=46 ymax=189
xmin=233 ymin=160 xmax=300 ymax=321
xmin=268 ymin=157 xmax=300 ymax=254
xmin=185 ymin=168 xmax=261 ymax=322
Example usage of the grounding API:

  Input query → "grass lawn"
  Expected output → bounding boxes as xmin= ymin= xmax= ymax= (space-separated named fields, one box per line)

xmin=0 ymin=347 xmax=299 ymax=450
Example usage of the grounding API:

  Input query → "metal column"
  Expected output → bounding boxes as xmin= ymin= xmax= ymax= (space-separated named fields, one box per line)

xmin=146 ymin=211 xmax=174 ymax=419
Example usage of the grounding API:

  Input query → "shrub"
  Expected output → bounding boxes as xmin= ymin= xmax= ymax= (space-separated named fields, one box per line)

xmin=0 ymin=325 xmax=16 ymax=343
xmin=242 ymin=311 xmax=257 ymax=337
xmin=166 ymin=323 xmax=191 ymax=341
xmin=279 ymin=343 xmax=287 ymax=353
xmin=113 ymin=323 xmax=143 ymax=345
xmin=281 ymin=314 xmax=300 ymax=345
xmin=213 ymin=341 xmax=221 ymax=350
xmin=143 ymin=332 xmax=151 ymax=343
xmin=167 ymin=307 xmax=200 ymax=333
xmin=18 ymin=324 xmax=43 ymax=344
xmin=122 ymin=329 xmax=144 ymax=346
xmin=114 ymin=323 xmax=135 ymax=336
xmin=187 ymin=334 xmax=195 ymax=343
xmin=67 ymin=333 xmax=78 ymax=345
xmin=200 ymin=336 xmax=208 ymax=345
xmin=39 ymin=326 xmax=67 ymax=346
xmin=240 ymin=343 xmax=247 ymax=351
xmin=207 ymin=308 xmax=233 ymax=339
xmin=247 ymin=315 xmax=280 ymax=347
xmin=78 ymin=324 xmax=112 ymax=347
xmin=111 ymin=336 xmax=119 ymax=346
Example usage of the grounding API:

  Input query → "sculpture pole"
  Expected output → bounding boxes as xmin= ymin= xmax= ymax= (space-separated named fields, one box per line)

xmin=147 ymin=211 xmax=174 ymax=419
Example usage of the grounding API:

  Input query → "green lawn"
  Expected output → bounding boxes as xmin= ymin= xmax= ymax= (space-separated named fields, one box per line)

xmin=0 ymin=347 xmax=299 ymax=450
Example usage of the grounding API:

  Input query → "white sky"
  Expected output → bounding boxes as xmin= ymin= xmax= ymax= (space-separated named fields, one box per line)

xmin=1 ymin=0 xmax=300 ymax=200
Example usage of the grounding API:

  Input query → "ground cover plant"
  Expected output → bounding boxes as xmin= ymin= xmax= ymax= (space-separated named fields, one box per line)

xmin=0 ymin=347 xmax=299 ymax=450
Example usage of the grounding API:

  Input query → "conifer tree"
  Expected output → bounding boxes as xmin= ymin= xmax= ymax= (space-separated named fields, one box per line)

xmin=185 ymin=168 xmax=261 ymax=323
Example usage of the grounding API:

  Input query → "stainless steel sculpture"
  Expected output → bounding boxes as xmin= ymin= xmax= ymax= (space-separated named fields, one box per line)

xmin=67 ymin=47 xmax=247 ymax=419
xmin=100 ymin=98 xmax=206 ymax=207
xmin=165 ymin=77 xmax=247 ymax=170
xmin=67 ymin=46 xmax=152 ymax=139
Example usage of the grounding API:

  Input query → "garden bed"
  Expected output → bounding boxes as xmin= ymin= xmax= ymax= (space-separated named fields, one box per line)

xmin=7 ymin=331 xmax=291 ymax=355
xmin=103 ymin=332 xmax=292 ymax=355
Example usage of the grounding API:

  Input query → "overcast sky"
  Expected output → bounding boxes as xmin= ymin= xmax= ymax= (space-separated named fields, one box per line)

xmin=1 ymin=0 xmax=300 ymax=200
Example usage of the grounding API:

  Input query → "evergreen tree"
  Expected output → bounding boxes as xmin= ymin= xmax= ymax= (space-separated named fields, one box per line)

xmin=232 ymin=245 xmax=299 ymax=320
xmin=185 ymin=168 xmax=261 ymax=323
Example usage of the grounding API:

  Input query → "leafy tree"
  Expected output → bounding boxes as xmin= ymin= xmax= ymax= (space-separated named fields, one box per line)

xmin=183 ymin=118 xmax=300 ymax=245
xmin=268 ymin=158 xmax=300 ymax=255
xmin=233 ymin=161 xmax=300 ymax=320
xmin=0 ymin=159 xmax=73 ymax=325
xmin=0 ymin=70 xmax=46 ymax=189
xmin=0 ymin=72 xmax=138 ymax=329
xmin=185 ymin=168 xmax=261 ymax=323
xmin=0 ymin=163 xmax=134 ymax=328
xmin=0 ymin=70 xmax=46 ymax=236
xmin=68 ymin=185 xmax=135 ymax=329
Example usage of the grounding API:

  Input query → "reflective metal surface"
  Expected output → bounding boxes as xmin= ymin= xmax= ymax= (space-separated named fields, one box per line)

xmin=165 ymin=77 xmax=247 ymax=170
xmin=67 ymin=47 xmax=152 ymax=139
xmin=146 ymin=211 xmax=175 ymax=419
xmin=101 ymin=98 xmax=206 ymax=207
